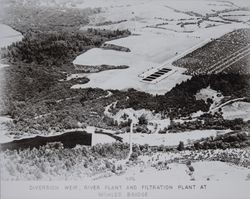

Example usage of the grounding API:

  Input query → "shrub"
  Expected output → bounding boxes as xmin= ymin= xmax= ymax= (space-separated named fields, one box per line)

xmin=138 ymin=115 xmax=148 ymax=125
xmin=129 ymin=152 xmax=139 ymax=161
xmin=177 ymin=141 xmax=185 ymax=151
xmin=188 ymin=165 xmax=195 ymax=172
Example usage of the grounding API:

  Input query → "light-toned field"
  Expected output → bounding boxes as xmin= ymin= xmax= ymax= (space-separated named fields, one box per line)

xmin=222 ymin=101 xmax=250 ymax=121
xmin=71 ymin=0 xmax=250 ymax=94
xmin=0 ymin=24 xmax=23 ymax=48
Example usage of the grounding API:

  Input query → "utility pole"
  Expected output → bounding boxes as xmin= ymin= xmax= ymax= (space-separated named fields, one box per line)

xmin=132 ymin=11 xmax=136 ymax=33
xmin=128 ymin=121 xmax=134 ymax=158
xmin=125 ymin=112 xmax=138 ymax=161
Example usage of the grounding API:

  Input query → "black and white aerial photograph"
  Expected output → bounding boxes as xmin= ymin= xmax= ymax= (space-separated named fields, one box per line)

xmin=0 ymin=0 xmax=250 ymax=198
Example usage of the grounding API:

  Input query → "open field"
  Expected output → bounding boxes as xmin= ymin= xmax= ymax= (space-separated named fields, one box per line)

xmin=70 ymin=0 xmax=250 ymax=94
xmin=0 ymin=24 xmax=22 ymax=48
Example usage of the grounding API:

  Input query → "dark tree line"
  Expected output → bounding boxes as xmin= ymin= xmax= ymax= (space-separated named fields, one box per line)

xmin=117 ymin=74 xmax=250 ymax=119
xmin=2 ymin=29 xmax=130 ymax=66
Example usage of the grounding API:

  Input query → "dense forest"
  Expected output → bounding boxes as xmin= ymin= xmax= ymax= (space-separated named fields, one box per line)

xmin=0 ymin=28 xmax=130 ymax=115
xmin=1 ymin=29 xmax=130 ymax=66
xmin=5 ymin=72 xmax=250 ymax=135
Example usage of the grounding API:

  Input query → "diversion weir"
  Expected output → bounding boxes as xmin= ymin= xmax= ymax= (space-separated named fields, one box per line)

xmin=0 ymin=131 xmax=92 ymax=151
